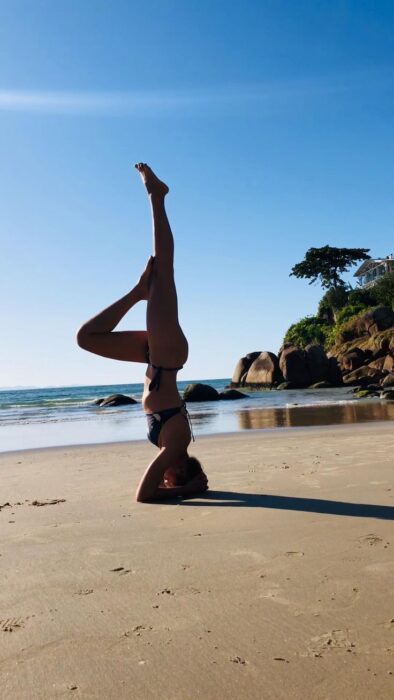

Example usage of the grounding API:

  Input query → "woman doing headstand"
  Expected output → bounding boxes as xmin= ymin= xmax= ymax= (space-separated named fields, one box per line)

xmin=76 ymin=164 xmax=208 ymax=501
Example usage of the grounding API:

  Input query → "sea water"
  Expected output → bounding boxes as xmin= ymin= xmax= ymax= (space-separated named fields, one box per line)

xmin=1 ymin=380 xmax=393 ymax=452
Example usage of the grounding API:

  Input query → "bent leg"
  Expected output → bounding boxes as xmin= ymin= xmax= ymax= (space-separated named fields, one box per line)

xmin=77 ymin=281 xmax=149 ymax=363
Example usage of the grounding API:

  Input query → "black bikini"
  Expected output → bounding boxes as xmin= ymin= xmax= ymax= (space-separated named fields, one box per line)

xmin=145 ymin=360 xmax=194 ymax=447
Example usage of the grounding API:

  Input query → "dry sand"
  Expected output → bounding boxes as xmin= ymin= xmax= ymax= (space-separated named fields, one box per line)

xmin=1 ymin=423 xmax=394 ymax=699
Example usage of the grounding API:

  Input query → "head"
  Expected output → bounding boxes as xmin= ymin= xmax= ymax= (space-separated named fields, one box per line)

xmin=163 ymin=454 xmax=204 ymax=487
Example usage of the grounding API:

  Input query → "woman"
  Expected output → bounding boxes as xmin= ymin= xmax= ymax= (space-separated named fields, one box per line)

xmin=77 ymin=163 xmax=208 ymax=501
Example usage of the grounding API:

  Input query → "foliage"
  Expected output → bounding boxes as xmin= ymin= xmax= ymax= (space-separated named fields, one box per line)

xmin=290 ymin=246 xmax=370 ymax=289
xmin=317 ymin=285 xmax=350 ymax=324
xmin=283 ymin=316 xmax=330 ymax=350
xmin=370 ymin=272 xmax=394 ymax=309
xmin=347 ymin=286 xmax=376 ymax=307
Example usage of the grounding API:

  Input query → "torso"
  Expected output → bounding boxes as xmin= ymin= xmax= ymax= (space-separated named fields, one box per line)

xmin=142 ymin=365 xmax=183 ymax=413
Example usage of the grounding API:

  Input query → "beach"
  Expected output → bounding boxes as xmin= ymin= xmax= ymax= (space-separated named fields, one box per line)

xmin=1 ymin=423 xmax=393 ymax=699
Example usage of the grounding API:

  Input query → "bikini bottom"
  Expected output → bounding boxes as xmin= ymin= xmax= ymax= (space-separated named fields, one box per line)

xmin=146 ymin=405 xmax=184 ymax=447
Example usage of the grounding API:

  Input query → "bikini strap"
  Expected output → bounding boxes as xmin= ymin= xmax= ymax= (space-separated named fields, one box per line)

xmin=148 ymin=363 xmax=184 ymax=392
xmin=182 ymin=400 xmax=195 ymax=442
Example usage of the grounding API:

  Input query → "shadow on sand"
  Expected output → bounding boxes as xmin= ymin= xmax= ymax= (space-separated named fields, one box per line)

xmin=180 ymin=490 xmax=394 ymax=520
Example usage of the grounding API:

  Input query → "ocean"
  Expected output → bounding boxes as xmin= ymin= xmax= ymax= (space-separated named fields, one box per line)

xmin=1 ymin=379 xmax=394 ymax=453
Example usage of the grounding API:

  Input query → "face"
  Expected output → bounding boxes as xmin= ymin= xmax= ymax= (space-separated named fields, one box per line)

xmin=163 ymin=456 xmax=188 ymax=487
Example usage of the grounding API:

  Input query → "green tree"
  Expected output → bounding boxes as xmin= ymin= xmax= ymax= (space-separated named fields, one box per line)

xmin=370 ymin=272 xmax=394 ymax=309
xmin=317 ymin=285 xmax=350 ymax=325
xmin=290 ymin=246 xmax=370 ymax=289
xmin=283 ymin=316 xmax=330 ymax=350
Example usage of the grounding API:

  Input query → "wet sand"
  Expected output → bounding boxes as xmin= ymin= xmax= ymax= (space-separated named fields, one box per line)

xmin=1 ymin=423 xmax=394 ymax=699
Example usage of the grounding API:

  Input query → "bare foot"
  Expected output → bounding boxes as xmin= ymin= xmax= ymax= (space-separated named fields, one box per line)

xmin=137 ymin=256 xmax=155 ymax=299
xmin=134 ymin=163 xmax=169 ymax=197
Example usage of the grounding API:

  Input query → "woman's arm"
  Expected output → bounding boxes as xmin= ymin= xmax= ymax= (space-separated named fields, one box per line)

xmin=135 ymin=450 xmax=208 ymax=502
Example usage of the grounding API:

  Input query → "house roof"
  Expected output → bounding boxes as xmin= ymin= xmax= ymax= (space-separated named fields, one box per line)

xmin=354 ymin=258 xmax=392 ymax=277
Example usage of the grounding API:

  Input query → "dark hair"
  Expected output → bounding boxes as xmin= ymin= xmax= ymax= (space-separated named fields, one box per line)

xmin=185 ymin=456 xmax=204 ymax=480
xmin=169 ymin=456 xmax=204 ymax=486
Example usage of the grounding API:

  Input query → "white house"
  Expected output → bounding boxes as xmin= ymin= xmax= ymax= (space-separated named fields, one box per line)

xmin=354 ymin=255 xmax=394 ymax=288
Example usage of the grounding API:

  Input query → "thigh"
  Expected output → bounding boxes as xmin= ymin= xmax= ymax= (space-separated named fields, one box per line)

xmin=79 ymin=330 xmax=149 ymax=363
xmin=147 ymin=272 xmax=188 ymax=363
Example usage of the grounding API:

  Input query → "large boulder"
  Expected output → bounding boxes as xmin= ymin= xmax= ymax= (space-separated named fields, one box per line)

xmin=383 ymin=355 xmax=394 ymax=374
xmin=367 ymin=357 xmax=387 ymax=372
xmin=279 ymin=344 xmax=310 ymax=387
xmin=183 ymin=383 xmax=220 ymax=402
xmin=305 ymin=344 xmax=329 ymax=384
xmin=342 ymin=366 xmax=385 ymax=386
xmin=381 ymin=373 xmax=394 ymax=388
xmin=352 ymin=307 xmax=394 ymax=338
xmin=96 ymin=394 xmax=137 ymax=407
xmin=340 ymin=348 xmax=368 ymax=372
xmin=245 ymin=351 xmax=283 ymax=386
xmin=231 ymin=351 xmax=261 ymax=386
xmin=219 ymin=389 xmax=246 ymax=400
xmin=327 ymin=356 xmax=343 ymax=385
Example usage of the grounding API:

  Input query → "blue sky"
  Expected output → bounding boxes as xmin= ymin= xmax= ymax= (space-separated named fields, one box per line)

xmin=1 ymin=1 xmax=393 ymax=387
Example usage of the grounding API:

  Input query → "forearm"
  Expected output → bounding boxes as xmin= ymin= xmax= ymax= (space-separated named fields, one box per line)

xmin=136 ymin=483 xmax=206 ymax=502
xmin=78 ymin=286 xmax=142 ymax=335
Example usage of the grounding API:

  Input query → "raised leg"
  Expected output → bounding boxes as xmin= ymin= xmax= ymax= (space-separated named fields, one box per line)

xmin=135 ymin=164 xmax=188 ymax=366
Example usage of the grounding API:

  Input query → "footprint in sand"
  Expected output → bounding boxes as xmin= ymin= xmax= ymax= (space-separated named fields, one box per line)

xmin=1 ymin=617 xmax=27 ymax=632
xmin=110 ymin=567 xmax=132 ymax=575
xmin=230 ymin=656 xmax=248 ymax=665
xmin=30 ymin=499 xmax=66 ymax=507
xmin=358 ymin=534 xmax=383 ymax=546
xmin=285 ymin=551 xmax=304 ymax=557
xmin=307 ymin=629 xmax=355 ymax=657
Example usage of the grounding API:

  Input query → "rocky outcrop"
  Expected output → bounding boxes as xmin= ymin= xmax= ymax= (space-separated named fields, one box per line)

xmin=231 ymin=352 xmax=261 ymax=386
xmin=305 ymin=344 xmax=330 ymax=384
xmin=183 ymin=383 xmax=220 ymax=402
xmin=245 ymin=352 xmax=283 ymax=387
xmin=279 ymin=344 xmax=310 ymax=387
xmin=336 ymin=307 xmax=394 ymax=344
xmin=94 ymin=394 xmax=137 ymax=407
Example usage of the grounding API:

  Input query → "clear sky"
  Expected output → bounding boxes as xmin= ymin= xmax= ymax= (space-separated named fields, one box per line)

xmin=1 ymin=0 xmax=393 ymax=387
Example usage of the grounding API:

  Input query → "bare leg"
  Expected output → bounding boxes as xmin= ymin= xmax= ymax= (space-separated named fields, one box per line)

xmin=76 ymin=259 xmax=153 ymax=362
xmin=135 ymin=164 xmax=188 ymax=366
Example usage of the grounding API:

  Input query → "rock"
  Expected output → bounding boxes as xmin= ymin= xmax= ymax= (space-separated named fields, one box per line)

xmin=342 ymin=366 xmax=385 ymax=386
xmin=383 ymin=355 xmax=394 ymax=374
xmin=381 ymin=373 xmax=394 ymax=388
xmin=309 ymin=381 xmax=334 ymax=389
xmin=219 ymin=389 xmax=246 ymax=400
xmin=354 ymin=389 xmax=378 ymax=398
xmin=381 ymin=389 xmax=394 ymax=400
xmin=277 ymin=381 xmax=302 ymax=390
xmin=231 ymin=351 xmax=261 ymax=386
xmin=279 ymin=345 xmax=310 ymax=387
xmin=98 ymin=394 xmax=137 ymax=407
xmin=340 ymin=348 xmax=367 ymax=372
xmin=327 ymin=356 xmax=343 ymax=385
xmin=354 ymin=306 xmax=394 ymax=337
xmin=245 ymin=351 xmax=283 ymax=387
xmin=183 ymin=383 xmax=220 ymax=402
xmin=305 ymin=344 xmax=329 ymax=384
xmin=367 ymin=357 xmax=387 ymax=372
xmin=93 ymin=398 xmax=105 ymax=405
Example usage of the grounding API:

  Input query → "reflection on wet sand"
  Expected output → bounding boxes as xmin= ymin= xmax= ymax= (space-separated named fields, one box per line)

xmin=237 ymin=401 xmax=394 ymax=430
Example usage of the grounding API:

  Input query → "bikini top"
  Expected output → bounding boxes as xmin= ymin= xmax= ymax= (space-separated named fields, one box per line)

xmin=148 ymin=363 xmax=184 ymax=391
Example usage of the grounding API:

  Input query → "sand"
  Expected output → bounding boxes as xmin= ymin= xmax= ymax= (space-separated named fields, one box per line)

xmin=1 ymin=423 xmax=393 ymax=699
